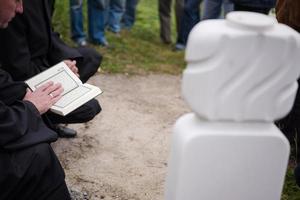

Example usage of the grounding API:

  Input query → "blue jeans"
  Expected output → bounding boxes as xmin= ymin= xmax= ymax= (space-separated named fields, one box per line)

xmin=70 ymin=0 xmax=86 ymax=42
xmin=88 ymin=0 xmax=109 ymax=44
xmin=107 ymin=0 xmax=126 ymax=33
xmin=177 ymin=0 xmax=202 ymax=45
xmin=121 ymin=0 xmax=139 ymax=29
xmin=202 ymin=0 xmax=233 ymax=20
xmin=70 ymin=0 xmax=108 ymax=44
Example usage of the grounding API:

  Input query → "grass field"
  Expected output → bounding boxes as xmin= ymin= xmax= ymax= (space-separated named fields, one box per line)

xmin=53 ymin=0 xmax=300 ymax=199
xmin=53 ymin=0 xmax=185 ymax=74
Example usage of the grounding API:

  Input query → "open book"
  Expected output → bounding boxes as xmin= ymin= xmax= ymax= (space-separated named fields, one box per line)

xmin=25 ymin=62 xmax=102 ymax=116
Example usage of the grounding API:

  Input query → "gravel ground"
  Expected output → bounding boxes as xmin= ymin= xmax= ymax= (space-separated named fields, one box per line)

xmin=53 ymin=73 xmax=190 ymax=200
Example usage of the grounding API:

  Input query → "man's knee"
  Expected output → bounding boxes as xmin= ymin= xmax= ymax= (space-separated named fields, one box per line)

xmin=66 ymin=99 xmax=101 ymax=123
xmin=76 ymin=47 xmax=102 ymax=82
xmin=79 ymin=99 xmax=102 ymax=122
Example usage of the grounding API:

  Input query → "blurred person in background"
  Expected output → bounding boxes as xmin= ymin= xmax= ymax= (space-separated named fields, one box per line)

xmin=158 ymin=0 xmax=184 ymax=46
xmin=70 ymin=0 xmax=125 ymax=47
xmin=175 ymin=0 xmax=202 ymax=51
xmin=276 ymin=0 xmax=300 ymax=187
xmin=202 ymin=0 xmax=233 ymax=20
xmin=121 ymin=0 xmax=139 ymax=29
xmin=231 ymin=0 xmax=276 ymax=14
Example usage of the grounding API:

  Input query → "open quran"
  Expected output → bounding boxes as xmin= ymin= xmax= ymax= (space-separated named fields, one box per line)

xmin=25 ymin=62 xmax=102 ymax=116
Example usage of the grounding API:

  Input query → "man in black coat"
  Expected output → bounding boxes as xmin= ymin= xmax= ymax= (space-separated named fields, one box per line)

xmin=0 ymin=0 xmax=102 ymax=138
xmin=0 ymin=0 xmax=70 ymax=198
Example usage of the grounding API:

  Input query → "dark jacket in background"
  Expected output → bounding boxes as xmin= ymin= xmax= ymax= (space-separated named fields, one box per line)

xmin=230 ymin=0 xmax=276 ymax=9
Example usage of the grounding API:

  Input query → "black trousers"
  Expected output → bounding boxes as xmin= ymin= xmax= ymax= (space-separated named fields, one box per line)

xmin=46 ymin=99 xmax=101 ymax=125
xmin=158 ymin=0 xmax=184 ymax=43
xmin=0 ymin=143 xmax=70 ymax=200
xmin=76 ymin=46 xmax=102 ymax=83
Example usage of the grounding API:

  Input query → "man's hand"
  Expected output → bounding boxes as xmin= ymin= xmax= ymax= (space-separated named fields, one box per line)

xmin=23 ymin=81 xmax=64 ymax=114
xmin=64 ymin=60 xmax=80 ymax=77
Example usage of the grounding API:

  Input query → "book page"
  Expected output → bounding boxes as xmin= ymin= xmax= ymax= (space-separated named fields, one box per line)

xmin=35 ymin=70 xmax=79 ymax=95
xmin=54 ymin=85 xmax=92 ymax=108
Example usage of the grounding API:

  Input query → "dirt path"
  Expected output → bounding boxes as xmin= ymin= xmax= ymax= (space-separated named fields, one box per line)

xmin=53 ymin=74 xmax=190 ymax=200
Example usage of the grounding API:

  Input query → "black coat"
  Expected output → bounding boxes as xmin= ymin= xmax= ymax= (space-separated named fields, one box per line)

xmin=0 ymin=0 xmax=102 ymax=127
xmin=0 ymin=69 xmax=57 ymax=150
xmin=0 ymin=70 xmax=68 ymax=199
xmin=0 ymin=0 xmax=85 ymax=82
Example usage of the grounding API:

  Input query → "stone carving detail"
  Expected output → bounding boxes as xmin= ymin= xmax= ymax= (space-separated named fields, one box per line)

xmin=182 ymin=12 xmax=300 ymax=121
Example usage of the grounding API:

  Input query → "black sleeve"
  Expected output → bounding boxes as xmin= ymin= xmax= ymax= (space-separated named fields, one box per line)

xmin=48 ymin=31 xmax=83 ymax=65
xmin=0 ymin=69 xmax=27 ymax=105
xmin=0 ymin=100 xmax=42 ymax=146
xmin=0 ymin=70 xmax=57 ymax=150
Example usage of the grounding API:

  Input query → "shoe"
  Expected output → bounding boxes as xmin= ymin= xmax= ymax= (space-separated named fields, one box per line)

xmin=100 ymin=41 xmax=115 ymax=49
xmin=107 ymin=27 xmax=121 ymax=37
xmin=90 ymin=39 xmax=112 ymax=48
xmin=101 ymin=40 xmax=110 ymax=47
xmin=75 ymin=39 xmax=87 ymax=47
xmin=55 ymin=125 xmax=77 ymax=138
xmin=173 ymin=43 xmax=186 ymax=51
xmin=161 ymin=39 xmax=172 ymax=45
xmin=295 ymin=165 xmax=300 ymax=187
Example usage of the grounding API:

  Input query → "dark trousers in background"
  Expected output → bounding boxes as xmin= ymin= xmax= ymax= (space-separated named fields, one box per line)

xmin=158 ymin=0 xmax=184 ymax=44
xmin=122 ymin=0 xmax=139 ymax=28
xmin=177 ymin=0 xmax=202 ymax=45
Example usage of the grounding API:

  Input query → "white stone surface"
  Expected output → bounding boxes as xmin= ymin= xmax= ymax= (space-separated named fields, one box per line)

xmin=165 ymin=113 xmax=290 ymax=200
xmin=166 ymin=12 xmax=298 ymax=200
xmin=183 ymin=12 xmax=300 ymax=121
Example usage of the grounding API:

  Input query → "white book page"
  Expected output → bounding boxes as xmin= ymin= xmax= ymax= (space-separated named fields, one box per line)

xmin=54 ymin=85 xmax=92 ymax=108
xmin=35 ymin=70 xmax=79 ymax=95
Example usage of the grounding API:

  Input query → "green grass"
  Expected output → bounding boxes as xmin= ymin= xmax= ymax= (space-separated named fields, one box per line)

xmin=52 ymin=1 xmax=300 ymax=199
xmin=282 ymin=167 xmax=300 ymax=200
xmin=52 ymin=0 xmax=185 ymax=74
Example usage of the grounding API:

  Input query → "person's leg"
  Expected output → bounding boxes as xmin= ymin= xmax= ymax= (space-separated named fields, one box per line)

xmin=88 ymin=0 xmax=110 ymax=45
xmin=122 ymin=0 xmax=139 ymax=29
xmin=202 ymin=0 xmax=222 ymax=20
xmin=70 ymin=0 xmax=87 ymax=44
xmin=175 ymin=0 xmax=184 ymax=41
xmin=0 ymin=144 xmax=70 ymax=200
xmin=47 ymin=99 xmax=102 ymax=124
xmin=108 ymin=0 xmax=126 ymax=33
xmin=223 ymin=0 xmax=233 ymax=16
xmin=159 ymin=0 xmax=172 ymax=44
xmin=76 ymin=47 xmax=103 ymax=83
xmin=177 ymin=0 xmax=202 ymax=47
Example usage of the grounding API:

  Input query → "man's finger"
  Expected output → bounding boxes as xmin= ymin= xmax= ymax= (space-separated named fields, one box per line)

xmin=44 ymin=83 xmax=62 ymax=95
xmin=49 ymin=87 xmax=64 ymax=98
xmin=36 ymin=81 xmax=54 ymax=92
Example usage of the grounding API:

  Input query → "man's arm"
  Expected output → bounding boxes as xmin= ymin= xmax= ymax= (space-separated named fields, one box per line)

xmin=0 ymin=100 xmax=45 ymax=147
